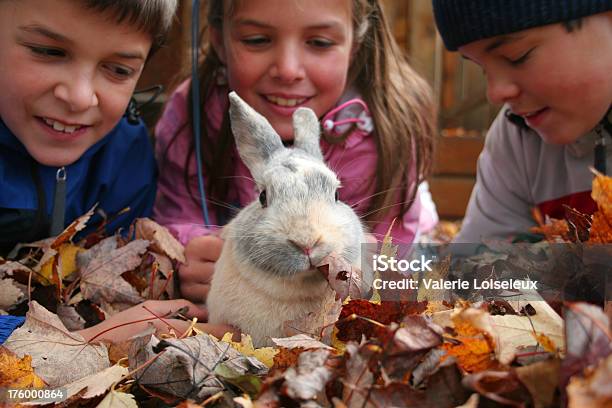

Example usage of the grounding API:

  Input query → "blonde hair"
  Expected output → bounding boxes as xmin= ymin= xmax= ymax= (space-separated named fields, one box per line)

xmin=177 ymin=0 xmax=436 ymax=223
xmin=81 ymin=0 xmax=178 ymax=53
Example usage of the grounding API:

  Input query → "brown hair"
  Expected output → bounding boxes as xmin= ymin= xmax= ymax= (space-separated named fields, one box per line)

xmin=174 ymin=0 xmax=436 ymax=224
xmin=81 ymin=0 xmax=178 ymax=54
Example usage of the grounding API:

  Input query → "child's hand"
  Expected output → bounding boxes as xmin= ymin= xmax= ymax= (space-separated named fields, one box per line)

xmin=179 ymin=235 xmax=224 ymax=302
xmin=77 ymin=299 xmax=237 ymax=342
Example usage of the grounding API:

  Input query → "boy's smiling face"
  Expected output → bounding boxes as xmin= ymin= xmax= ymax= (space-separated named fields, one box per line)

xmin=459 ymin=12 xmax=612 ymax=145
xmin=0 ymin=0 xmax=152 ymax=166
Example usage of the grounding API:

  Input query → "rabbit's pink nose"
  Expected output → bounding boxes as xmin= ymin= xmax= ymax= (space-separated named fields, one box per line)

xmin=288 ymin=240 xmax=312 ymax=255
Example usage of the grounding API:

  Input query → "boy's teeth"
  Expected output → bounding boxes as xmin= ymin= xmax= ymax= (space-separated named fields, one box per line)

xmin=266 ymin=95 xmax=306 ymax=107
xmin=44 ymin=118 xmax=81 ymax=134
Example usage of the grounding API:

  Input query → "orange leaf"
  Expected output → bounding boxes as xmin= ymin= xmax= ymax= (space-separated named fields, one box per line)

xmin=441 ymin=310 xmax=500 ymax=373
xmin=0 ymin=347 xmax=46 ymax=389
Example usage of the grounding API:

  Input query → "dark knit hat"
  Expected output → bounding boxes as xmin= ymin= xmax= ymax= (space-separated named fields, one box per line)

xmin=432 ymin=0 xmax=612 ymax=51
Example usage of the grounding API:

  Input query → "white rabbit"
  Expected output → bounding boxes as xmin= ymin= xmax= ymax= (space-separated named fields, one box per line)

xmin=207 ymin=92 xmax=372 ymax=346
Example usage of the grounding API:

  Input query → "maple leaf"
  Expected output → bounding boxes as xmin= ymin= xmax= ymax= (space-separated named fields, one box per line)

xmin=272 ymin=347 xmax=305 ymax=372
xmin=135 ymin=218 xmax=186 ymax=263
xmin=317 ymin=253 xmax=363 ymax=301
xmin=3 ymin=301 xmax=110 ymax=387
xmin=129 ymin=332 xmax=267 ymax=400
xmin=335 ymin=299 xmax=427 ymax=343
xmin=79 ymin=239 xmax=148 ymax=308
xmin=221 ymin=333 xmax=279 ymax=368
xmin=0 ymin=346 xmax=46 ymax=389
xmin=440 ymin=307 xmax=500 ymax=373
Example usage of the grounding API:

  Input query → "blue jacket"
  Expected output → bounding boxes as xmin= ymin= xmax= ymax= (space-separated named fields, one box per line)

xmin=0 ymin=117 xmax=157 ymax=254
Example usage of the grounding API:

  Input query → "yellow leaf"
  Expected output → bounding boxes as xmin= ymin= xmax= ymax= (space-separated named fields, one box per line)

xmin=221 ymin=333 xmax=278 ymax=368
xmin=39 ymin=244 xmax=82 ymax=285
xmin=0 ymin=347 xmax=46 ymax=389
xmin=534 ymin=333 xmax=557 ymax=354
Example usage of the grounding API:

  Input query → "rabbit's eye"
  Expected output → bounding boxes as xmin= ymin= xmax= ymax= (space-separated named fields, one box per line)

xmin=334 ymin=190 xmax=339 ymax=202
xmin=259 ymin=190 xmax=267 ymax=207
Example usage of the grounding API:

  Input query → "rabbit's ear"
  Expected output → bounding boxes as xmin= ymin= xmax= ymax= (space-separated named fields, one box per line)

xmin=229 ymin=92 xmax=284 ymax=177
xmin=292 ymin=107 xmax=323 ymax=160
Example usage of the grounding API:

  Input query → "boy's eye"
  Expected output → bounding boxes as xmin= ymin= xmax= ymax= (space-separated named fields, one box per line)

xmin=104 ymin=63 xmax=136 ymax=79
xmin=241 ymin=36 xmax=270 ymax=47
xmin=308 ymin=38 xmax=334 ymax=49
xmin=508 ymin=47 xmax=535 ymax=66
xmin=28 ymin=46 xmax=66 ymax=58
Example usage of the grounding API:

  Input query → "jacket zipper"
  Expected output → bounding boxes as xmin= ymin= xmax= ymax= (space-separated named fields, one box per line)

xmin=50 ymin=166 xmax=67 ymax=236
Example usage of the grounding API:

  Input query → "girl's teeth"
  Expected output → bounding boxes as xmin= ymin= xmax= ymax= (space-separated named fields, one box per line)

xmin=267 ymin=95 xmax=306 ymax=107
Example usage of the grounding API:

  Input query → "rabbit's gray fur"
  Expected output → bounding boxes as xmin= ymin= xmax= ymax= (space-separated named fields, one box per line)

xmin=207 ymin=92 xmax=372 ymax=346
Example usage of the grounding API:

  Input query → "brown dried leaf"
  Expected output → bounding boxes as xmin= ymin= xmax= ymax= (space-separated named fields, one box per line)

xmin=394 ymin=315 xmax=443 ymax=352
xmin=129 ymin=332 xmax=267 ymax=400
xmin=561 ymin=302 xmax=611 ymax=390
xmin=317 ymin=253 xmax=363 ymax=301
xmin=567 ymin=354 xmax=612 ymax=408
xmin=284 ymin=349 xmax=332 ymax=400
xmin=55 ymin=364 xmax=128 ymax=403
xmin=96 ymin=390 xmax=138 ymax=408
xmin=283 ymin=293 xmax=341 ymax=344
xmin=56 ymin=304 xmax=86 ymax=331
xmin=50 ymin=205 xmax=96 ymax=249
xmin=271 ymin=334 xmax=333 ymax=351
xmin=0 ymin=278 xmax=25 ymax=310
xmin=515 ymin=359 xmax=561 ymax=408
xmin=79 ymin=239 xmax=148 ymax=307
xmin=135 ymin=218 xmax=186 ymax=263
xmin=3 ymin=301 xmax=109 ymax=387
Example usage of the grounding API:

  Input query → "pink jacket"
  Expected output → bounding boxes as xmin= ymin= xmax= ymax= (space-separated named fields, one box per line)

xmin=153 ymin=80 xmax=437 ymax=245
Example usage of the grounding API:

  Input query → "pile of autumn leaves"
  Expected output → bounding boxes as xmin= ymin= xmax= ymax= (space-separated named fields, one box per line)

xmin=0 ymin=175 xmax=611 ymax=408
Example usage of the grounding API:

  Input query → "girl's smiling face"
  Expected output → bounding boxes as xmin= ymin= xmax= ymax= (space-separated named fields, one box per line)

xmin=212 ymin=0 xmax=354 ymax=141
xmin=459 ymin=12 xmax=612 ymax=145
xmin=0 ymin=0 xmax=151 ymax=166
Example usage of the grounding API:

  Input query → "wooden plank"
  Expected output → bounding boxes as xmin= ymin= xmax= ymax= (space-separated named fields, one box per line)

xmin=429 ymin=176 xmax=476 ymax=219
xmin=434 ymin=137 xmax=484 ymax=176
xmin=408 ymin=0 xmax=437 ymax=85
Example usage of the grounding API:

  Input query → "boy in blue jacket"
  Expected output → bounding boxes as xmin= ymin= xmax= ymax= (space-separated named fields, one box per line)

xmin=0 ymin=0 xmax=178 ymax=255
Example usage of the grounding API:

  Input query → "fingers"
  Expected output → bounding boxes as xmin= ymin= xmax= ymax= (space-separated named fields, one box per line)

xmin=195 ymin=323 xmax=241 ymax=340
xmin=140 ymin=299 xmax=208 ymax=321
xmin=184 ymin=235 xmax=224 ymax=261
xmin=179 ymin=260 xmax=215 ymax=284
xmin=179 ymin=282 xmax=210 ymax=303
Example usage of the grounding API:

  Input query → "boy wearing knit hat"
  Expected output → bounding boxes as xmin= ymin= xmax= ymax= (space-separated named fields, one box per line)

xmin=432 ymin=1 xmax=612 ymax=242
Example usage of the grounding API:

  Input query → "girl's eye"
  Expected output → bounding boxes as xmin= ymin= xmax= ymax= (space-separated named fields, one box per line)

xmin=308 ymin=38 xmax=334 ymax=49
xmin=28 ymin=46 xmax=65 ymax=58
xmin=508 ymin=48 xmax=535 ymax=66
xmin=259 ymin=190 xmax=267 ymax=207
xmin=241 ymin=36 xmax=270 ymax=47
